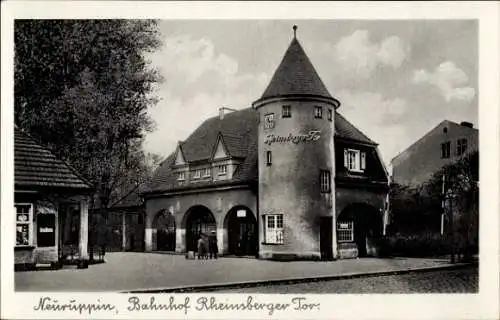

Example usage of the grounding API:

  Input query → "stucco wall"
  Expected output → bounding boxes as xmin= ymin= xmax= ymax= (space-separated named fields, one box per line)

xmin=257 ymin=99 xmax=335 ymax=259
xmin=144 ymin=187 xmax=257 ymax=254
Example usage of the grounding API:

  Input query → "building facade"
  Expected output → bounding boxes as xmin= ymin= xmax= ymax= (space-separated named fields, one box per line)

xmin=391 ymin=120 xmax=478 ymax=187
xmin=142 ymin=31 xmax=389 ymax=260
xmin=14 ymin=128 xmax=93 ymax=269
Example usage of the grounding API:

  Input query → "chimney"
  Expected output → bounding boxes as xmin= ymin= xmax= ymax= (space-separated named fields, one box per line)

xmin=219 ymin=107 xmax=224 ymax=120
xmin=460 ymin=121 xmax=473 ymax=128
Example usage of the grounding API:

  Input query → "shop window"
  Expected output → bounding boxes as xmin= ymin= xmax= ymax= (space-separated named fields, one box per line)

xmin=337 ymin=221 xmax=354 ymax=242
xmin=314 ymin=106 xmax=323 ymax=119
xmin=264 ymin=214 xmax=284 ymax=244
xmin=441 ymin=141 xmax=451 ymax=158
xmin=177 ymin=171 xmax=185 ymax=181
xmin=327 ymin=108 xmax=333 ymax=121
xmin=456 ymin=138 xmax=468 ymax=156
xmin=203 ymin=167 xmax=211 ymax=177
xmin=266 ymin=151 xmax=272 ymax=166
xmin=344 ymin=149 xmax=366 ymax=172
xmin=320 ymin=170 xmax=331 ymax=193
xmin=282 ymin=105 xmax=291 ymax=118
xmin=264 ymin=113 xmax=275 ymax=129
xmin=15 ymin=203 xmax=33 ymax=246
xmin=218 ymin=165 xmax=227 ymax=175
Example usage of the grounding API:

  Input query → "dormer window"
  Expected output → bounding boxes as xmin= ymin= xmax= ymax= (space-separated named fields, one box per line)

xmin=344 ymin=149 xmax=366 ymax=172
xmin=203 ymin=167 xmax=211 ymax=177
xmin=264 ymin=113 xmax=275 ymax=129
xmin=282 ymin=105 xmax=291 ymax=118
xmin=193 ymin=169 xmax=202 ymax=179
xmin=218 ymin=165 xmax=227 ymax=175
xmin=177 ymin=172 xmax=185 ymax=181
xmin=314 ymin=106 xmax=323 ymax=119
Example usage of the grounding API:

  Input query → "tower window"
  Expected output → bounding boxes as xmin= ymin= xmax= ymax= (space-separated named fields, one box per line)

xmin=320 ymin=170 xmax=331 ymax=193
xmin=264 ymin=113 xmax=275 ymax=129
xmin=282 ymin=105 xmax=291 ymax=118
xmin=327 ymin=108 xmax=333 ymax=121
xmin=456 ymin=138 xmax=468 ymax=156
xmin=441 ymin=141 xmax=451 ymax=158
xmin=314 ymin=106 xmax=323 ymax=119
xmin=266 ymin=151 xmax=272 ymax=166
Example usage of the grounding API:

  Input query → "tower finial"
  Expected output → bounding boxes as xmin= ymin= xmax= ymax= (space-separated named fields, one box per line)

xmin=293 ymin=25 xmax=297 ymax=39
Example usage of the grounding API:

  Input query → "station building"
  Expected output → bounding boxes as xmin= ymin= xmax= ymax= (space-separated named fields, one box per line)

xmin=142 ymin=30 xmax=390 ymax=260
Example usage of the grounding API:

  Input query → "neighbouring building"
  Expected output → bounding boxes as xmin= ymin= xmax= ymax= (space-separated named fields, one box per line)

xmin=14 ymin=128 xmax=93 ymax=269
xmin=391 ymin=120 xmax=479 ymax=187
xmin=142 ymin=28 xmax=390 ymax=260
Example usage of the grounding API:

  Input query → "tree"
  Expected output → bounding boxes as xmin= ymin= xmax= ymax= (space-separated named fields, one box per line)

xmin=14 ymin=20 xmax=162 ymax=209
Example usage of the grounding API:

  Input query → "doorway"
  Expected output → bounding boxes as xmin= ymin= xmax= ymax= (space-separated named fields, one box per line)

xmin=185 ymin=206 xmax=216 ymax=252
xmin=153 ymin=210 xmax=176 ymax=251
xmin=320 ymin=216 xmax=333 ymax=260
xmin=226 ymin=207 xmax=257 ymax=256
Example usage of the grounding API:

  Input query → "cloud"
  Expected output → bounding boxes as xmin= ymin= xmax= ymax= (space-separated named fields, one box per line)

xmin=336 ymin=90 xmax=411 ymax=163
xmin=333 ymin=30 xmax=410 ymax=78
xmin=145 ymin=35 xmax=268 ymax=157
xmin=412 ymin=61 xmax=476 ymax=102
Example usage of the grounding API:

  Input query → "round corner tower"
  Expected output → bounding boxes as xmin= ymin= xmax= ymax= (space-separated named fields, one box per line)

xmin=252 ymin=26 xmax=341 ymax=260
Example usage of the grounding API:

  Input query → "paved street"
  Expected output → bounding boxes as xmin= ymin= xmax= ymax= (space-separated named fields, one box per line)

xmin=218 ymin=266 xmax=478 ymax=293
xmin=15 ymin=252 xmax=470 ymax=292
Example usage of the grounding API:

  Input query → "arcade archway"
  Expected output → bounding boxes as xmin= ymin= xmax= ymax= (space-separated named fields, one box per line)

xmin=224 ymin=206 xmax=258 ymax=256
xmin=183 ymin=206 xmax=216 ymax=252
xmin=337 ymin=203 xmax=382 ymax=257
xmin=152 ymin=209 xmax=176 ymax=251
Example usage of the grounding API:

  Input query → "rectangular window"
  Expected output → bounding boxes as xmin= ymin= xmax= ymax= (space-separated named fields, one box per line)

xmin=266 ymin=151 xmax=272 ymax=166
xmin=314 ymin=106 xmax=323 ymax=119
xmin=282 ymin=105 xmax=291 ymax=118
xmin=218 ymin=165 xmax=227 ymax=175
xmin=320 ymin=170 xmax=331 ymax=193
xmin=441 ymin=141 xmax=451 ymax=158
xmin=327 ymin=108 xmax=333 ymax=121
xmin=177 ymin=172 xmax=185 ymax=181
xmin=456 ymin=138 xmax=468 ymax=156
xmin=15 ymin=203 xmax=33 ymax=246
xmin=203 ymin=167 xmax=211 ymax=177
xmin=344 ymin=149 xmax=365 ymax=172
xmin=337 ymin=221 xmax=354 ymax=242
xmin=265 ymin=214 xmax=284 ymax=244
xmin=264 ymin=113 xmax=275 ymax=129
xmin=193 ymin=169 xmax=201 ymax=179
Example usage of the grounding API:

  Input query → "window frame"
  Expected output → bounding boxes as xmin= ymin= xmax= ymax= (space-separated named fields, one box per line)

xmin=320 ymin=170 xmax=331 ymax=193
xmin=441 ymin=141 xmax=451 ymax=158
xmin=203 ymin=167 xmax=211 ymax=177
xmin=337 ymin=221 xmax=354 ymax=243
xmin=177 ymin=171 xmax=185 ymax=181
xmin=314 ymin=106 xmax=323 ymax=119
xmin=327 ymin=108 xmax=333 ymax=121
xmin=344 ymin=148 xmax=365 ymax=172
xmin=264 ymin=113 xmax=275 ymax=129
xmin=266 ymin=151 xmax=272 ymax=166
xmin=193 ymin=169 xmax=202 ymax=179
xmin=456 ymin=138 xmax=468 ymax=156
xmin=15 ymin=203 xmax=34 ymax=247
xmin=264 ymin=214 xmax=284 ymax=244
xmin=282 ymin=105 xmax=291 ymax=118
xmin=218 ymin=165 xmax=227 ymax=176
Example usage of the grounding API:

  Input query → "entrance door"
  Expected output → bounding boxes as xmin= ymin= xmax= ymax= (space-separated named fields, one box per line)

xmin=320 ymin=217 xmax=333 ymax=260
xmin=227 ymin=209 xmax=257 ymax=256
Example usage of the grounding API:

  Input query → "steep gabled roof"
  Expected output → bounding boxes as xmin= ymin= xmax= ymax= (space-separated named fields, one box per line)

xmin=14 ymin=128 xmax=93 ymax=191
xmin=144 ymin=108 xmax=378 ymax=194
xmin=259 ymin=38 xmax=333 ymax=101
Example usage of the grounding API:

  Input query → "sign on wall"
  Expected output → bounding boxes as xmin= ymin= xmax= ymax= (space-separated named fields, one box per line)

xmin=37 ymin=213 xmax=56 ymax=247
xmin=264 ymin=130 xmax=321 ymax=145
xmin=237 ymin=209 xmax=246 ymax=218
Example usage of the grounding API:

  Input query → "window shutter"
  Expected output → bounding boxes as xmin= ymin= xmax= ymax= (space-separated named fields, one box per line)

xmin=361 ymin=152 xmax=366 ymax=170
xmin=344 ymin=149 xmax=348 ymax=168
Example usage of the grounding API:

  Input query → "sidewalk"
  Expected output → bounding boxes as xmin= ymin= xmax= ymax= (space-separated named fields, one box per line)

xmin=15 ymin=252 xmax=472 ymax=292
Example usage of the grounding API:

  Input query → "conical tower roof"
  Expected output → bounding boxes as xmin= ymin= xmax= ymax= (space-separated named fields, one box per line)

xmin=256 ymin=32 xmax=335 ymax=104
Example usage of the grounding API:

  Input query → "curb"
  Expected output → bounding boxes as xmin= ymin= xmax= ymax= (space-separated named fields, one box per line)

xmin=124 ymin=261 xmax=477 ymax=293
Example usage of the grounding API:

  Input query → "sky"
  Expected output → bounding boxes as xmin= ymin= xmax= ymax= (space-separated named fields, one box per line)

xmin=144 ymin=20 xmax=478 ymax=168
